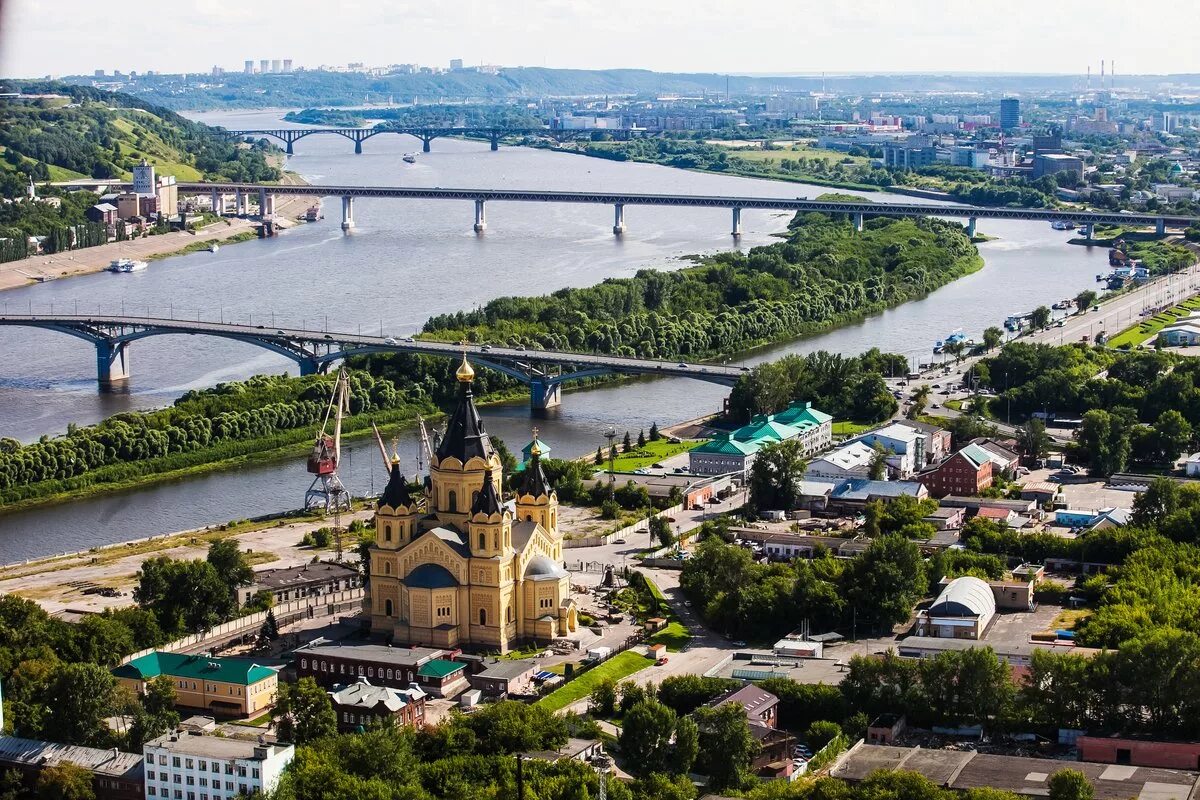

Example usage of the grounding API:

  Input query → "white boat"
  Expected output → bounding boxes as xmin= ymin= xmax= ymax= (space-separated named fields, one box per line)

xmin=208 ymin=243 xmax=219 ymax=253
xmin=402 ymin=153 xmax=417 ymax=163
xmin=108 ymin=258 xmax=148 ymax=273
xmin=1051 ymin=220 xmax=1076 ymax=231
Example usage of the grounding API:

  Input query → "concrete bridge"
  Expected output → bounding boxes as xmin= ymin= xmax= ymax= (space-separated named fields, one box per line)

xmin=49 ymin=181 xmax=1200 ymax=236
xmin=0 ymin=314 xmax=743 ymax=412
xmin=223 ymin=126 xmax=640 ymax=154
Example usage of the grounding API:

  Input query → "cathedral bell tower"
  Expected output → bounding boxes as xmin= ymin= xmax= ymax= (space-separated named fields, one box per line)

xmin=468 ymin=468 xmax=511 ymax=557
xmin=515 ymin=439 xmax=558 ymax=536
xmin=428 ymin=354 xmax=501 ymax=529
xmin=376 ymin=459 xmax=417 ymax=549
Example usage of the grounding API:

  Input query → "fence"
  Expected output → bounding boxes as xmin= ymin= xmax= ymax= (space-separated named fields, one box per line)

xmin=118 ymin=588 xmax=364 ymax=665
xmin=562 ymin=504 xmax=683 ymax=549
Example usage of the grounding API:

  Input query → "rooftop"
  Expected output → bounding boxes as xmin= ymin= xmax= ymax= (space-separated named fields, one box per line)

xmin=144 ymin=731 xmax=292 ymax=761
xmin=251 ymin=561 xmax=358 ymax=590
xmin=417 ymin=658 xmax=467 ymax=679
xmin=0 ymin=735 xmax=143 ymax=781
xmin=810 ymin=441 xmax=876 ymax=471
xmin=476 ymin=659 xmax=539 ymax=680
xmin=712 ymin=685 xmax=780 ymax=717
xmin=330 ymin=678 xmax=424 ymax=711
xmin=114 ymin=652 xmax=276 ymax=687
xmin=298 ymin=643 xmax=443 ymax=668
xmin=927 ymin=576 xmax=995 ymax=619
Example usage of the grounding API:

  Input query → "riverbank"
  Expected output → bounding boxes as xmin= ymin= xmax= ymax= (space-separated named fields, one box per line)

xmin=0 ymin=170 xmax=317 ymax=291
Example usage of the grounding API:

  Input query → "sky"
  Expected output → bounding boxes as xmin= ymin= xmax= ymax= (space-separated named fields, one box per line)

xmin=1 ymin=0 xmax=1198 ymax=79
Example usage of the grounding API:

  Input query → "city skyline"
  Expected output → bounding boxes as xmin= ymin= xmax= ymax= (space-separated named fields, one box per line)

xmin=2 ymin=0 xmax=1199 ymax=80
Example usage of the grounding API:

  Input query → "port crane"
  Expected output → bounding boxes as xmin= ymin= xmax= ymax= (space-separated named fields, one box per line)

xmin=305 ymin=369 xmax=353 ymax=525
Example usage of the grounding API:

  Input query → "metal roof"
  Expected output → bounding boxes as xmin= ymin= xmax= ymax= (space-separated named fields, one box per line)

xmin=928 ymin=576 xmax=996 ymax=619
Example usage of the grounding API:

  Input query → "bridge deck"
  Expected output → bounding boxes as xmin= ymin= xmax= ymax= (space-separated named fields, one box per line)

xmin=46 ymin=181 xmax=1200 ymax=226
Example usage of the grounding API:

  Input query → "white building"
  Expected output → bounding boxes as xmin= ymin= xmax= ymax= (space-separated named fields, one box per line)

xmin=1187 ymin=453 xmax=1200 ymax=477
xmin=914 ymin=576 xmax=996 ymax=639
xmin=143 ymin=731 xmax=293 ymax=800
xmin=856 ymin=423 xmax=923 ymax=478
xmin=805 ymin=441 xmax=876 ymax=482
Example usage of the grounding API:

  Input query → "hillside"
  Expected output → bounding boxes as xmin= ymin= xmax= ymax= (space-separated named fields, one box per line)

xmin=0 ymin=82 xmax=280 ymax=195
xmin=58 ymin=68 xmax=1200 ymax=111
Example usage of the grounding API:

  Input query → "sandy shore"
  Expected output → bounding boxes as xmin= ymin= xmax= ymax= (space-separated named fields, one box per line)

xmin=0 ymin=172 xmax=317 ymax=292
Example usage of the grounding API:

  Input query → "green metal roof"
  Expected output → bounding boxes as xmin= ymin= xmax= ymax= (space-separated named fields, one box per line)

xmin=113 ymin=651 xmax=276 ymax=686
xmin=417 ymin=658 xmax=466 ymax=679
xmin=692 ymin=437 xmax=760 ymax=456
xmin=731 ymin=418 xmax=802 ymax=444
xmin=958 ymin=443 xmax=993 ymax=469
xmin=774 ymin=401 xmax=833 ymax=427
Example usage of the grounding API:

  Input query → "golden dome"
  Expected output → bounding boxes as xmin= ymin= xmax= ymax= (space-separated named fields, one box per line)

xmin=529 ymin=440 xmax=541 ymax=457
xmin=456 ymin=353 xmax=475 ymax=383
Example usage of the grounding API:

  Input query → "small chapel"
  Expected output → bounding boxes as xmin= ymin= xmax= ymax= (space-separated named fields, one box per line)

xmin=366 ymin=354 xmax=578 ymax=652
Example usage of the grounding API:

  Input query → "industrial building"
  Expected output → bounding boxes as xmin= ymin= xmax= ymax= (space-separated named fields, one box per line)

xmin=914 ymin=576 xmax=996 ymax=639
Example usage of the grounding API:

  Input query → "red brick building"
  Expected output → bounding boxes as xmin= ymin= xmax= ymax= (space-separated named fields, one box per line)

xmin=918 ymin=444 xmax=993 ymax=498
xmin=1077 ymin=735 xmax=1200 ymax=770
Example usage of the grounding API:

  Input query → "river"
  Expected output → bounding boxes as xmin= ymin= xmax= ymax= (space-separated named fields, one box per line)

xmin=0 ymin=109 xmax=1109 ymax=562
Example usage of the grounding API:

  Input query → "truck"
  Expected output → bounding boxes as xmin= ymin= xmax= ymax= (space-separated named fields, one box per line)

xmin=585 ymin=646 xmax=612 ymax=663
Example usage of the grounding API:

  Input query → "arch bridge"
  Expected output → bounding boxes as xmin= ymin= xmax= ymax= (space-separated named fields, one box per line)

xmin=223 ymin=126 xmax=639 ymax=154
xmin=0 ymin=314 xmax=743 ymax=413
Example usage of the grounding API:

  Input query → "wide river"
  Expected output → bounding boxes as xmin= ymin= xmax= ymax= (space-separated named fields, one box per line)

xmin=0 ymin=110 xmax=1109 ymax=562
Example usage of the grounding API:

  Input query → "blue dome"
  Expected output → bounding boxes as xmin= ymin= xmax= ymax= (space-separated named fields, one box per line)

xmin=405 ymin=563 xmax=459 ymax=589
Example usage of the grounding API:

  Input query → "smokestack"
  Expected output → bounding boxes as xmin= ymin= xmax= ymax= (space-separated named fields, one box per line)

xmin=1101 ymin=60 xmax=1105 ymax=84
xmin=1110 ymin=60 xmax=1115 ymax=89
xmin=1086 ymin=65 xmax=1090 ymax=92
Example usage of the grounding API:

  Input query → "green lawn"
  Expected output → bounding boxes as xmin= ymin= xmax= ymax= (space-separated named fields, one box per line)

xmin=639 ymin=575 xmax=692 ymax=652
xmin=832 ymin=420 xmax=874 ymax=437
xmin=243 ymin=712 xmax=272 ymax=727
xmin=727 ymin=144 xmax=868 ymax=167
xmin=608 ymin=439 xmax=705 ymax=472
xmin=536 ymin=651 xmax=656 ymax=712
xmin=1108 ymin=295 xmax=1200 ymax=348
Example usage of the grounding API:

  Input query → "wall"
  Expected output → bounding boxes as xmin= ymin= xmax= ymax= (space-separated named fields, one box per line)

xmin=1077 ymin=736 xmax=1200 ymax=770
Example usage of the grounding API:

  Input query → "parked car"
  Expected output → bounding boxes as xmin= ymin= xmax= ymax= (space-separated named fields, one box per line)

xmin=384 ymin=337 xmax=397 ymax=345
xmin=613 ymin=538 xmax=627 ymax=545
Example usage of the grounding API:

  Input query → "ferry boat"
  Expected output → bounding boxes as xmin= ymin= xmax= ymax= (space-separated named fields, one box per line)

xmin=305 ymin=203 xmax=322 ymax=222
xmin=1052 ymin=299 xmax=1072 ymax=310
xmin=402 ymin=153 xmax=417 ymax=163
xmin=107 ymin=258 xmax=148 ymax=273
xmin=1051 ymin=220 xmax=1076 ymax=231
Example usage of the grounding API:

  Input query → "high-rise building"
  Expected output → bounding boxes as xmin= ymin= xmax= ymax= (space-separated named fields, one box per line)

xmin=282 ymin=59 xmax=293 ymax=73
xmin=271 ymin=59 xmax=282 ymax=73
xmin=212 ymin=66 xmax=224 ymax=77
xmin=132 ymin=159 xmax=157 ymax=197
xmin=259 ymin=59 xmax=269 ymax=74
xmin=93 ymin=69 xmax=105 ymax=78
xmin=244 ymin=60 xmax=254 ymax=74
xmin=449 ymin=59 xmax=464 ymax=70
xmin=1000 ymin=98 xmax=1020 ymax=130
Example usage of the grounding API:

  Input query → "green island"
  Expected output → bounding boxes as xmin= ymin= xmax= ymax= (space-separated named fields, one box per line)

xmin=1 ymin=209 xmax=978 ymax=510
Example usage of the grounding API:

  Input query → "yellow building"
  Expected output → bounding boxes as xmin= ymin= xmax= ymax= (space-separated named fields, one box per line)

xmin=112 ymin=651 xmax=278 ymax=719
xmin=367 ymin=356 xmax=578 ymax=652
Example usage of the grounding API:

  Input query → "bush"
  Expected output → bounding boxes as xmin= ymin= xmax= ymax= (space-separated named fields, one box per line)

xmin=806 ymin=720 xmax=843 ymax=751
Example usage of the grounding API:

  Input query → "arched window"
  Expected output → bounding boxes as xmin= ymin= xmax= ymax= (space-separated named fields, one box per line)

xmin=525 ymin=514 xmax=533 ymax=522
xmin=384 ymin=524 xmax=392 ymax=542
xmin=494 ymin=532 xmax=499 ymax=549
xmin=384 ymin=599 xmax=393 ymax=617
xmin=551 ymin=511 xmax=557 ymax=529
xmin=385 ymin=562 xmax=392 ymax=575
xmin=448 ymin=490 xmax=457 ymax=512
xmin=472 ymin=491 xmax=479 ymax=507
xmin=478 ymin=532 xmax=486 ymax=550
xmin=507 ymin=606 xmax=513 ymax=622
xmin=479 ymin=608 xmax=487 ymax=626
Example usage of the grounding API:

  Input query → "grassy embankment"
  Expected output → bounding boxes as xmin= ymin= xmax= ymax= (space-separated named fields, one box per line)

xmin=1108 ymin=295 xmax=1200 ymax=349
xmin=535 ymin=650 xmax=657 ymax=712
xmin=607 ymin=439 xmax=706 ymax=472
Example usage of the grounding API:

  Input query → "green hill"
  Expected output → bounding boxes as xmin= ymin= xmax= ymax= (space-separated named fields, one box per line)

xmin=0 ymin=82 xmax=280 ymax=196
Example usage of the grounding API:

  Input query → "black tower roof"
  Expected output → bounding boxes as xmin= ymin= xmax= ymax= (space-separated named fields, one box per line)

xmin=471 ymin=469 xmax=503 ymax=517
xmin=379 ymin=461 xmax=414 ymax=509
xmin=519 ymin=448 xmax=552 ymax=498
xmin=435 ymin=377 xmax=494 ymax=464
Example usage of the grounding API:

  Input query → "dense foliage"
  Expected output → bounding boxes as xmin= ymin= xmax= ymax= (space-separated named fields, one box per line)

xmin=416 ymin=212 xmax=980 ymax=363
xmin=729 ymin=348 xmax=905 ymax=423
xmin=0 ymin=371 xmax=425 ymax=503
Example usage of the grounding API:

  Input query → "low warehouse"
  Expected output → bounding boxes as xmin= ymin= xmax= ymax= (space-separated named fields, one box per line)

xmin=915 ymin=576 xmax=995 ymax=639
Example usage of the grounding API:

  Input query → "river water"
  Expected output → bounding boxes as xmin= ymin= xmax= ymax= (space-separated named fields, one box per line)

xmin=0 ymin=109 xmax=1109 ymax=562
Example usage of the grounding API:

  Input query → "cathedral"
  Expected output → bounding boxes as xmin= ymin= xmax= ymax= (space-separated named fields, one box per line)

xmin=366 ymin=355 xmax=578 ymax=652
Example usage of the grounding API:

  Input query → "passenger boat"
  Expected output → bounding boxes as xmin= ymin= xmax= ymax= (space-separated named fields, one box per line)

xmin=107 ymin=258 xmax=148 ymax=273
xmin=402 ymin=153 xmax=417 ymax=163
xmin=305 ymin=203 xmax=321 ymax=222
xmin=1051 ymin=220 xmax=1076 ymax=231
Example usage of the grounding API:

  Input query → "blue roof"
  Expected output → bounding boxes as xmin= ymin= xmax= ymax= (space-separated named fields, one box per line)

xmin=405 ymin=563 xmax=459 ymax=589
xmin=833 ymin=479 xmax=926 ymax=501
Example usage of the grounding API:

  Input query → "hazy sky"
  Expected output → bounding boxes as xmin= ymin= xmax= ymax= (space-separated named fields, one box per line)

xmin=2 ymin=0 xmax=1198 ymax=79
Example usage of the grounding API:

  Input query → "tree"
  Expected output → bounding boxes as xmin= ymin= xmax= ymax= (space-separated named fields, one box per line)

xmin=1048 ymin=769 xmax=1094 ymax=800
xmin=918 ymin=648 xmax=1013 ymax=732
xmin=1077 ymin=409 xmax=1130 ymax=477
xmin=650 ymin=422 xmax=660 ymax=441
xmin=259 ymin=608 xmax=280 ymax=643
xmin=619 ymin=681 xmax=653 ymax=715
xmin=589 ymin=677 xmax=618 ymax=717
xmin=595 ymin=446 xmax=604 ymax=465
xmin=1030 ymin=305 xmax=1052 ymax=330
xmin=650 ymin=514 xmax=675 ymax=549
xmin=207 ymin=538 xmax=254 ymax=595
xmin=806 ymin=720 xmax=843 ymax=751
xmin=673 ymin=716 xmax=699 ymax=776
xmin=623 ymin=431 xmax=633 ymax=453
xmin=638 ymin=429 xmax=647 ymax=448
xmin=1074 ymin=290 xmax=1098 ymax=314
xmin=36 ymin=763 xmax=95 ymax=800
xmin=907 ymin=385 xmax=930 ymax=420
xmin=692 ymin=703 xmax=760 ymax=791
xmin=134 ymin=556 xmax=237 ymax=634
xmin=868 ymin=443 xmax=889 ymax=480
xmin=619 ymin=699 xmax=678 ymax=775
xmin=273 ymin=677 xmax=337 ymax=745
xmin=1131 ymin=477 xmax=1182 ymax=527
xmin=846 ymin=535 xmax=927 ymax=631
xmin=1016 ymin=418 xmax=1050 ymax=461
xmin=127 ymin=675 xmax=180 ymax=749
xmin=1153 ymin=409 xmax=1192 ymax=464
xmin=42 ymin=662 xmax=119 ymax=746
xmin=749 ymin=438 xmax=806 ymax=512
xmin=982 ymin=326 xmax=1005 ymax=352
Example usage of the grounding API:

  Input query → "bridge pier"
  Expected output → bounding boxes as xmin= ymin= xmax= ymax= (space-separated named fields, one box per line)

xmin=967 ymin=217 xmax=977 ymax=237
xmin=474 ymin=199 xmax=487 ymax=233
xmin=613 ymin=203 xmax=626 ymax=235
xmin=1081 ymin=223 xmax=1094 ymax=241
xmin=264 ymin=194 xmax=276 ymax=217
xmin=258 ymin=188 xmax=268 ymax=218
xmin=731 ymin=207 xmax=742 ymax=238
xmin=1157 ymin=217 xmax=1166 ymax=236
xmin=422 ymin=136 xmax=433 ymax=153
xmin=297 ymin=358 xmax=324 ymax=376
xmin=354 ymin=139 xmax=363 ymax=155
xmin=285 ymin=138 xmax=295 ymax=155
xmin=853 ymin=212 xmax=864 ymax=233
xmin=530 ymin=378 xmax=562 ymax=414
xmin=341 ymin=196 xmax=355 ymax=231
xmin=211 ymin=189 xmax=221 ymax=216
xmin=96 ymin=340 xmax=130 ymax=388
xmin=490 ymin=132 xmax=500 ymax=151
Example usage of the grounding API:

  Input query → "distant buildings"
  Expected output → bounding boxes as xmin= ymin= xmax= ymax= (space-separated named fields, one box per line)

xmin=1031 ymin=152 xmax=1084 ymax=179
xmin=296 ymin=643 xmax=470 ymax=698
xmin=244 ymin=60 xmax=254 ymax=74
xmin=236 ymin=561 xmax=360 ymax=607
xmin=143 ymin=731 xmax=293 ymax=799
xmin=999 ymin=97 xmax=1020 ymax=129
xmin=329 ymin=677 xmax=427 ymax=732
xmin=917 ymin=442 xmax=994 ymax=498
xmin=881 ymin=136 xmax=937 ymax=170
xmin=449 ymin=59 xmax=464 ymax=70
xmin=689 ymin=402 xmax=832 ymax=478
xmin=0 ymin=735 xmax=143 ymax=800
